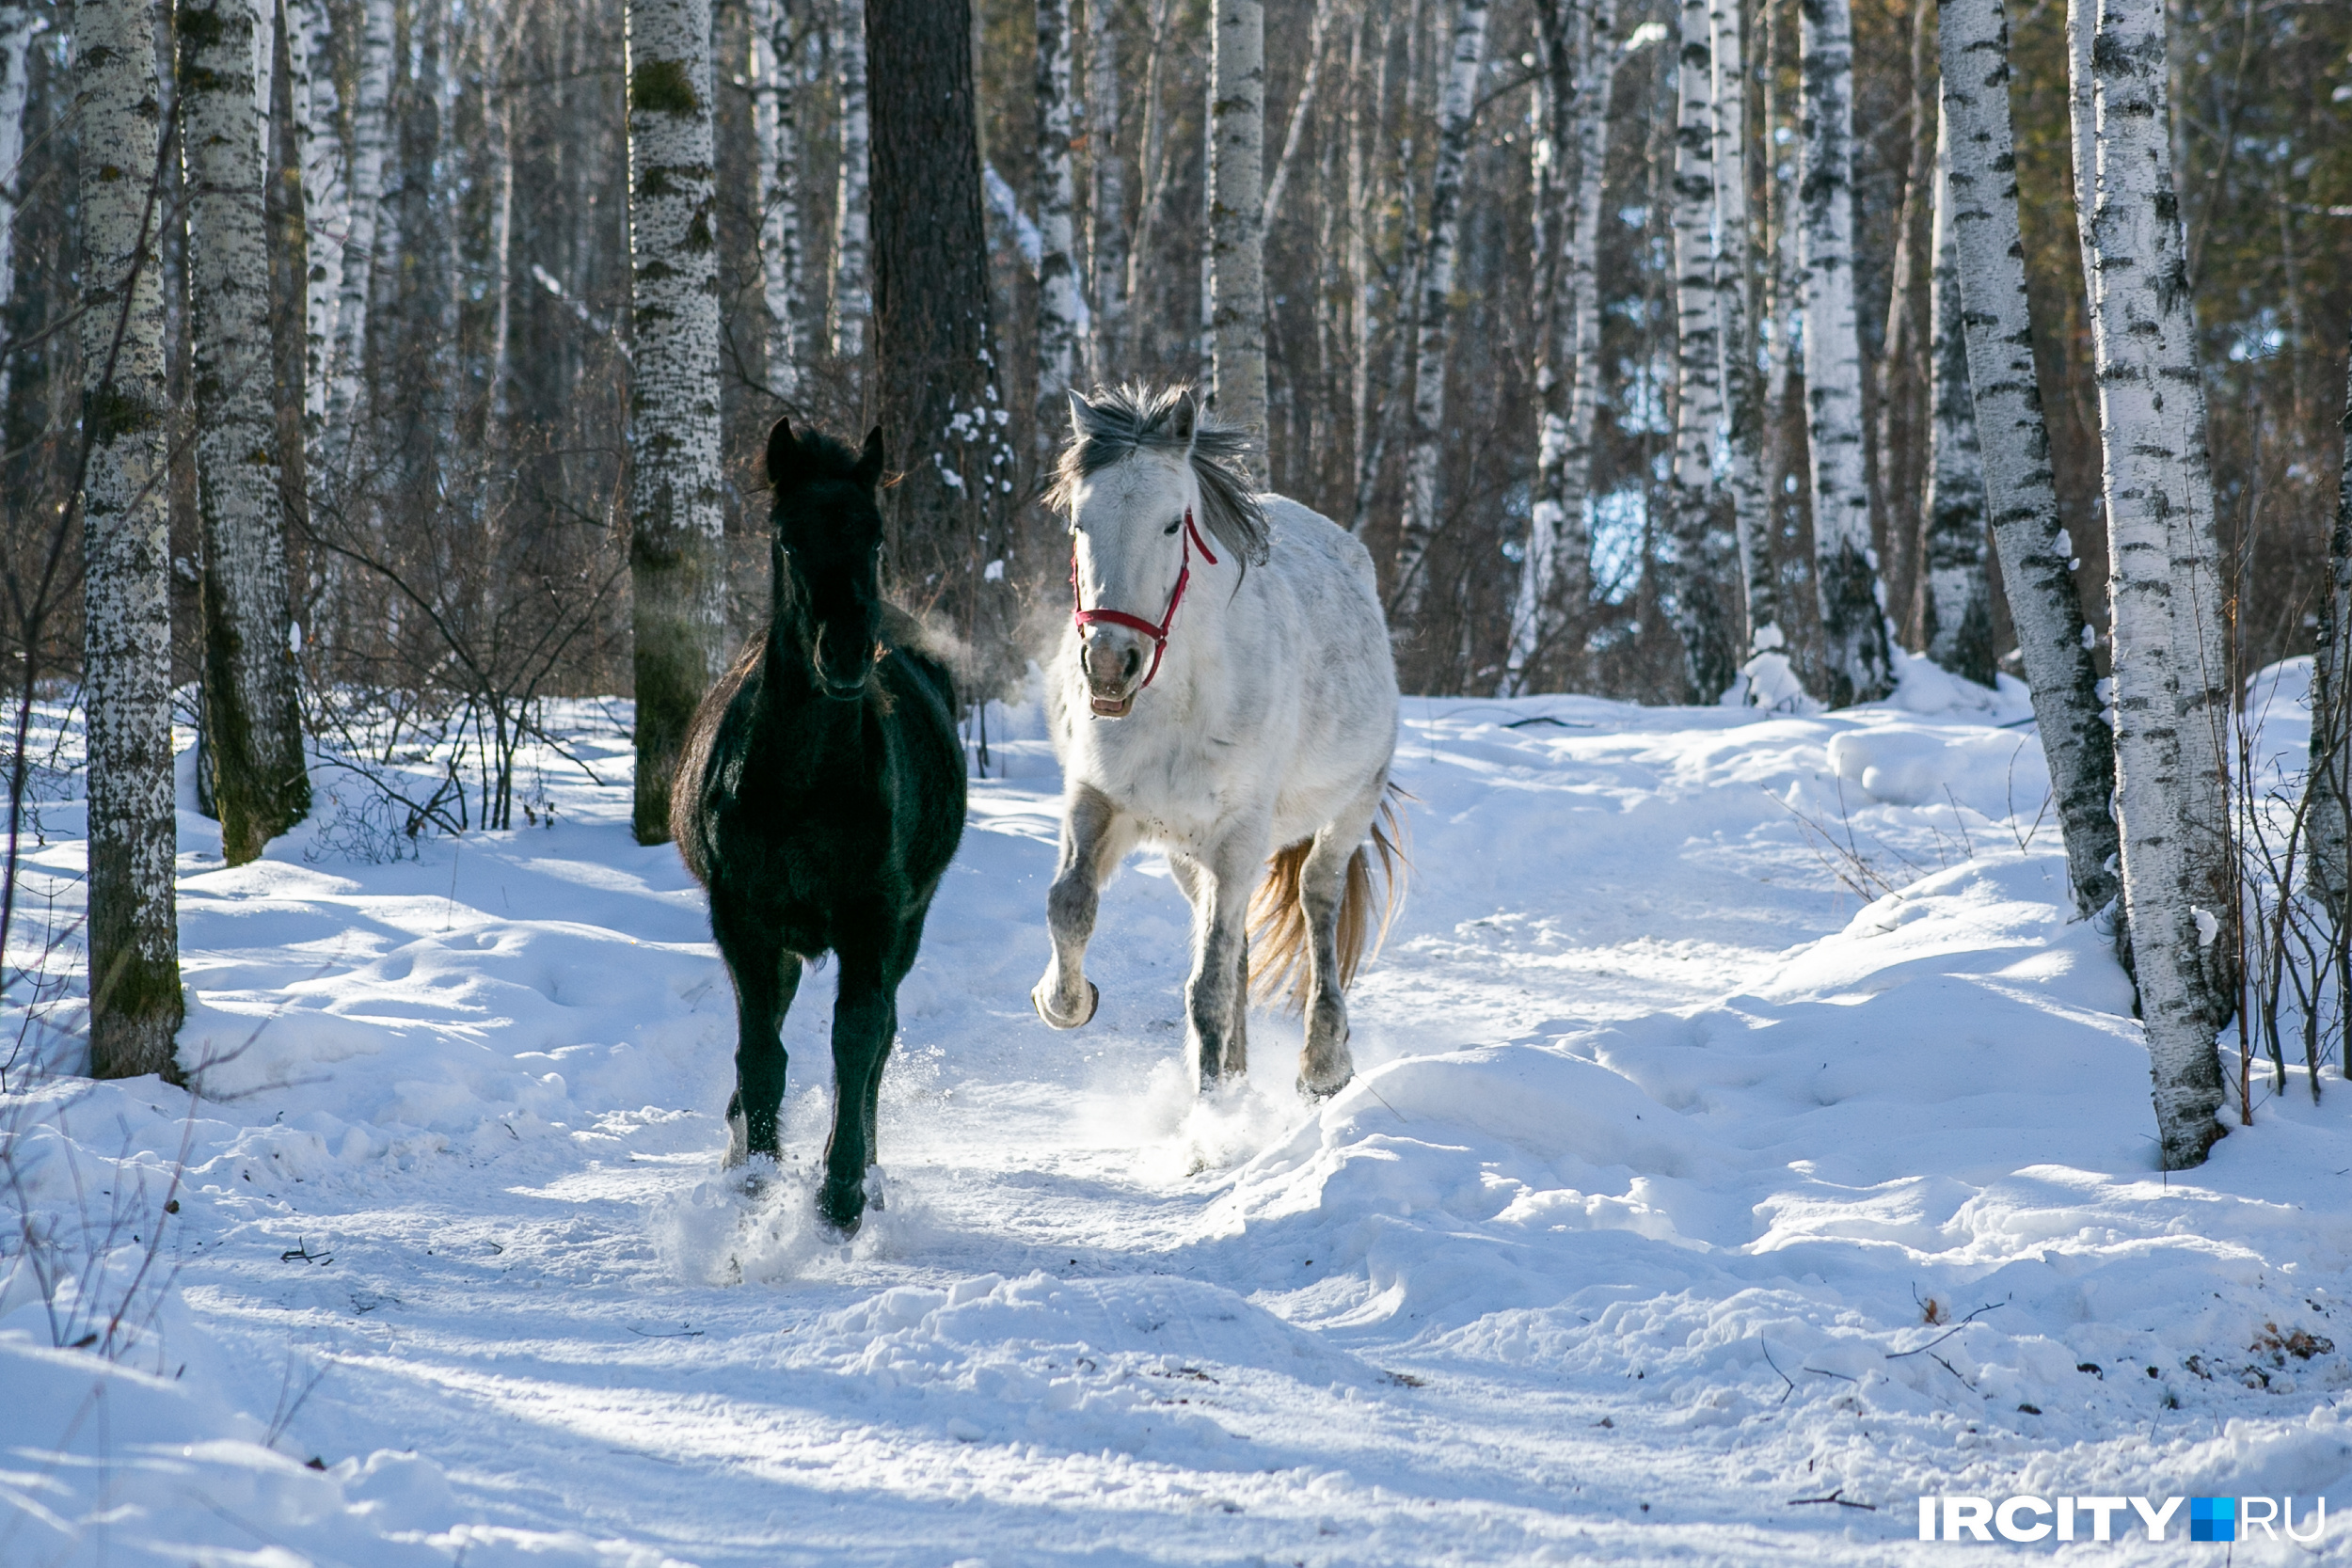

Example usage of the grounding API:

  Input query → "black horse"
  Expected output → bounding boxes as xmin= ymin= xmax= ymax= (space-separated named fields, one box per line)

xmin=671 ymin=419 xmax=965 ymax=1236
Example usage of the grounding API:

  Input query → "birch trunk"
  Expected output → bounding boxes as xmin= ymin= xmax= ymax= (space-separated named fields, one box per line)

xmin=1918 ymin=103 xmax=1992 ymax=686
xmin=1261 ymin=0 xmax=1331 ymax=232
xmin=832 ymin=0 xmax=870 ymax=369
xmin=182 ymin=0 xmax=310 ymax=865
xmin=78 ymin=0 xmax=184 ymax=1079
xmin=624 ymin=0 xmax=727 ymax=845
xmin=0 ymin=0 xmax=29 ymax=416
xmin=1873 ymin=0 xmax=1933 ymax=635
xmin=1506 ymin=0 xmax=1577 ymax=689
xmin=285 ymin=0 xmax=341 ymax=436
xmin=1667 ymin=0 xmax=1739 ymax=700
xmin=1935 ymin=0 xmax=2118 ymax=921
xmin=1033 ymin=0 xmax=1082 ymax=422
xmin=2308 ymin=318 xmax=2352 ymax=913
xmin=750 ymin=0 xmax=803 ymax=396
xmin=1391 ymin=0 xmax=1490 ymax=619
xmin=1207 ymin=0 xmax=1266 ymax=462
xmin=1711 ymin=0 xmax=1773 ymax=654
xmin=1797 ymin=0 xmax=1893 ymax=705
xmin=2074 ymin=0 xmax=2233 ymax=1168
xmin=1086 ymin=0 xmax=1126 ymax=380
xmin=324 ymin=0 xmax=392 ymax=475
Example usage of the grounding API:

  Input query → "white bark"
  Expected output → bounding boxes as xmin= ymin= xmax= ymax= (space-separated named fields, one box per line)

xmin=183 ymin=0 xmax=309 ymax=863
xmin=324 ymin=0 xmax=393 ymax=474
xmin=749 ymin=0 xmax=803 ymax=396
xmin=1797 ymin=0 xmax=1893 ymax=705
xmin=1208 ymin=0 xmax=1266 ymax=463
xmin=1667 ymin=0 xmax=1738 ymax=699
xmin=2309 ymin=318 xmax=2352 ymax=912
xmin=1085 ymin=0 xmax=1125 ymax=381
xmin=0 ymin=2 xmax=35 ymax=415
xmin=1033 ymin=0 xmax=1082 ymax=417
xmin=1391 ymin=0 xmax=1489 ymax=617
xmin=625 ymin=0 xmax=728 ymax=844
xmin=1935 ymin=0 xmax=2118 ymax=920
xmin=284 ymin=0 xmax=341 ymax=435
xmin=2073 ymin=0 xmax=2232 ymax=1168
xmin=1918 ymin=102 xmax=1992 ymax=684
xmin=77 ymin=0 xmax=184 ymax=1078
xmin=1710 ymin=0 xmax=1772 ymax=652
xmin=831 ymin=0 xmax=870 ymax=365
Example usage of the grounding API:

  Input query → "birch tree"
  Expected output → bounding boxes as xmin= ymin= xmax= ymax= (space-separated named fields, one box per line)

xmin=181 ymin=0 xmax=310 ymax=863
xmin=2073 ymin=0 xmax=2233 ymax=1168
xmin=750 ymin=0 xmax=803 ymax=397
xmin=1207 ymin=0 xmax=1266 ymax=466
xmin=1086 ymin=0 xmax=1126 ymax=380
xmin=624 ymin=0 xmax=727 ymax=845
xmin=1917 ymin=103 xmax=1992 ymax=686
xmin=0 ymin=0 xmax=37 ymax=415
xmin=833 ymin=0 xmax=870 ymax=369
xmin=2307 ymin=322 xmax=2352 ymax=914
xmin=324 ymin=0 xmax=394 ymax=472
xmin=78 ymin=0 xmax=184 ymax=1078
xmin=1934 ymin=0 xmax=2117 ymax=921
xmin=1710 ymin=0 xmax=1773 ymax=657
xmin=1797 ymin=0 xmax=1893 ymax=705
xmin=1034 ymin=0 xmax=1083 ymax=422
xmin=284 ymin=0 xmax=342 ymax=437
xmin=1666 ymin=0 xmax=1738 ymax=700
xmin=1391 ymin=0 xmax=1490 ymax=619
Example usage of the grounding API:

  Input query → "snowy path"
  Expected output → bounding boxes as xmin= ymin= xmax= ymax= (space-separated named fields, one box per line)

xmin=10 ymin=674 xmax=2352 ymax=1565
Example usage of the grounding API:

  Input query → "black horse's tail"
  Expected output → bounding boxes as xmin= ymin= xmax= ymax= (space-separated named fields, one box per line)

xmin=1246 ymin=781 xmax=1409 ymax=1013
xmin=669 ymin=638 xmax=763 ymax=887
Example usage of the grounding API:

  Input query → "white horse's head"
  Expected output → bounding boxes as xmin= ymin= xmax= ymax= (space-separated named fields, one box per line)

xmin=1047 ymin=386 xmax=1269 ymax=718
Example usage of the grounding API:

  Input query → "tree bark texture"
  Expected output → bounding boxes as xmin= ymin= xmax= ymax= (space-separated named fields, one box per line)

xmin=1208 ymin=0 xmax=1267 ymax=463
xmin=78 ymin=0 xmax=185 ymax=1079
xmin=832 ymin=0 xmax=870 ymax=369
xmin=1918 ymin=101 xmax=1993 ymax=686
xmin=0 ymin=0 xmax=35 ymax=415
xmin=750 ymin=0 xmax=803 ymax=397
xmin=1086 ymin=0 xmax=1127 ymax=382
xmin=1506 ymin=0 xmax=1580 ymax=689
xmin=1797 ymin=0 xmax=1894 ymax=705
xmin=1710 ymin=0 xmax=1773 ymax=654
xmin=1391 ymin=0 xmax=1489 ymax=619
xmin=1937 ymin=0 xmax=2119 ymax=922
xmin=1872 ymin=0 xmax=1933 ymax=639
xmin=285 ymin=0 xmax=341 ymax=436
xmin=181 ymin=0 xmax=310 ymax=864
xmin=1667 ymin=0 xmax=1739 ymax=700
xmin=2073 ymin=0 xmax=2233 ymax=1168
xmin=1033 ymin=0 xmax=1083 ymax=424
xmin=2309 ymin=318 xmax=2352 ymax=913
xmin=624 ymin=0 xmax=728 ymax=845
xmin=866 ymin=0 xmax=1017 ymax=677
xmin=323 ymin=0 xmax=393 ymax=477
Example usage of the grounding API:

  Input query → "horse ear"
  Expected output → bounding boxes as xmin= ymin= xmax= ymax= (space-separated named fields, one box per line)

xmin=1065 ymin=388 xmax=1092 ymax=440
xmin=765 ymin=418 xmax=799 ymax=490
xmin=853 ymin=426 xmax=886 ymax=490
xmin=1169 ymin=389 xmax=1200 ymax=454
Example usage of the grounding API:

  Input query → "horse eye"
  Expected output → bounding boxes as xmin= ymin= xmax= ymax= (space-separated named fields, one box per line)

xmin=1163 ymin=517 xmax=1182 ymax=536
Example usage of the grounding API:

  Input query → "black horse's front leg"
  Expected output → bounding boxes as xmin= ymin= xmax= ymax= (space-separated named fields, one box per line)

xmin=712 ymin=894 xmax=801 ymax=1169
xmin=818 ymin=954 xmax=896 ymax=1235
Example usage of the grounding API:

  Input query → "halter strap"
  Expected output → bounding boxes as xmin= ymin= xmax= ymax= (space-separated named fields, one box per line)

xmin=1070 ymin=508 xmax=1220 ymax=690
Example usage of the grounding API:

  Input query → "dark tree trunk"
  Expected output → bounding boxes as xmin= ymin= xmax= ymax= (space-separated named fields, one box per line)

xmin=866 ymin=0 xmax=1017 ymax=685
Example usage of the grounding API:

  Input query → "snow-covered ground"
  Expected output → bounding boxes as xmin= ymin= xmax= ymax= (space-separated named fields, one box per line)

xmin=8 ymin=657 xmax=2352 ymax=1565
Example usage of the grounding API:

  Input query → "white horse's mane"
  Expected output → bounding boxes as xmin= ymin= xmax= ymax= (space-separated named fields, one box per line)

xmin=1044 ymin=384 xmax=1271 ymax=567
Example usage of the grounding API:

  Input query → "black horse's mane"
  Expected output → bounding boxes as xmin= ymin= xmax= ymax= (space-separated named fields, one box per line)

xmin=769 ymin=425 xmax=867 ymax=490
xmin=1044 ymin=384 xmax=1271 ymax=566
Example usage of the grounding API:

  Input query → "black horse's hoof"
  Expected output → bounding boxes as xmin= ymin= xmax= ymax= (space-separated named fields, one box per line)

xmin=818 ymin=1178 xmax=866 ymax=1239
xmin=1032 ymin=978 xmax=1099 ymax=1030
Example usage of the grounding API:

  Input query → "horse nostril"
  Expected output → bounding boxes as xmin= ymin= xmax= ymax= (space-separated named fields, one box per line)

xmin=1121 ymin=646 xmax=1140 ymax=680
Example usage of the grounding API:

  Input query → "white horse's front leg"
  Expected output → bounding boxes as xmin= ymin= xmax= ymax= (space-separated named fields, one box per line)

xmin=1175 ymin=832 xmax=1261 ymax=1091
xmin=1034 ymin=784 xmax=1132 ymax=1029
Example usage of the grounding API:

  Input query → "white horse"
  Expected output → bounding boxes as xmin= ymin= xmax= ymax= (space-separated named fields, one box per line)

xmin=1030 ymin=385 xmax=1404 ymax=1097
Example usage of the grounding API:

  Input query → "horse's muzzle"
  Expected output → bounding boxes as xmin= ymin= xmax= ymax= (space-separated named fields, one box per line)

xmin=1081 ymin=632 xmax=1144 ymax=719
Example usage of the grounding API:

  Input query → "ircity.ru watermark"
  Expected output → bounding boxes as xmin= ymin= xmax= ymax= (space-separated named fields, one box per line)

xmin=1916 ymin=1495 xmax=2327 ymax=1544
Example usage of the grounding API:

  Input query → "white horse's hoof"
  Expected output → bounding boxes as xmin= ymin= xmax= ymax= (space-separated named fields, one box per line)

xmin=1033 ymin=979 xmax=1099 ymax=1030
xmin=1296 ymin=1069 xmax=1352 ymax=1103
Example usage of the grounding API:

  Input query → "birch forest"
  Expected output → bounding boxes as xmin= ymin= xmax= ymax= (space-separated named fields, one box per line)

xmin=3 ymin=0 xmax=2352 ymax=1160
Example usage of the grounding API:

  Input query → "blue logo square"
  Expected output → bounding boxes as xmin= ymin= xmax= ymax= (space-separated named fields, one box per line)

xmin=2190 ymin=1497 xmax=2237 ymax=1543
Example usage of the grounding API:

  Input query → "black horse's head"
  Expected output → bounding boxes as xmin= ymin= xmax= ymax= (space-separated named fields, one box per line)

xmin=767 ymin=418 xmax=888 ymax=702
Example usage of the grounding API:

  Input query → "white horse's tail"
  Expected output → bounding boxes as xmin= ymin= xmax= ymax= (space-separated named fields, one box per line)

xmin=1248 ymin=783 xmax=1410 ymax=1012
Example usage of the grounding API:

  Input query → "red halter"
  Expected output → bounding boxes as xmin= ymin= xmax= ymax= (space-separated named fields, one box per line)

xmin=1071 ymin=508 xmax=1220 ymax=690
